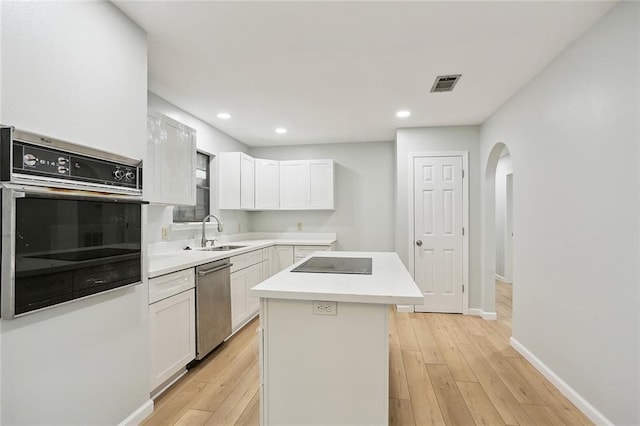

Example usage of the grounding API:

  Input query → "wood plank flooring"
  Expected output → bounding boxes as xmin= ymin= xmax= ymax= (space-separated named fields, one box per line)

xmin=143 ymin=282 xmax=591 ymax=425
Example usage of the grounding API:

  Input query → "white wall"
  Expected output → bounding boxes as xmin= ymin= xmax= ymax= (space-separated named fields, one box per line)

xmin=0 ymin=2 xmax=149 ymax=423
xmin=147 ymin=92 xmax=252 ymax=244
xmin=250 ymin=141 xmax=395 ymax=251
xmin=395 ymin=126 xmax=482 ymax=309
xmin=480 ymin=2 xmax=639 ymax=424
xmin=494 ymin=151 xmax=512 ymax=280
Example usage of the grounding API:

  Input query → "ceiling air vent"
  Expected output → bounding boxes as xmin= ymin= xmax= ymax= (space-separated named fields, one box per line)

xmin=430 ymin=74 xmax=461 ymax=93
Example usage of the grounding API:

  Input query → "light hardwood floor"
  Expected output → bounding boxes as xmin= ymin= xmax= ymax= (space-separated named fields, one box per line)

xmin=143 ymin=285 xmax=592 ymax=425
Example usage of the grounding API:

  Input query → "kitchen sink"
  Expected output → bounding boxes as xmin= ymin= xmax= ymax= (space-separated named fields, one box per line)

xmin=197 ymin=245 xmax=246 ymax=251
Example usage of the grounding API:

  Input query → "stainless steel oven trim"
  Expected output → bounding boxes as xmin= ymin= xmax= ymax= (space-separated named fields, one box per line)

xmin=0 ymin=182 xmax=144 ymax=202
xmin=0 ymin=186 xmax=143 ymax=320
xmin=1 ymin=188 xmax=19 ymax=319
xmin=10 ymin=174 xmax=143 ymax=197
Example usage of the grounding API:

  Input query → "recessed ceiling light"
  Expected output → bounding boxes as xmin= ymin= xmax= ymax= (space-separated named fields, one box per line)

xmin=275 ymin=127 xmax=287 ymax=134
xmin=396 ymin=110 xmax=411 ymax=118
xmin=217 ymin=112 xmax=231 ymax=119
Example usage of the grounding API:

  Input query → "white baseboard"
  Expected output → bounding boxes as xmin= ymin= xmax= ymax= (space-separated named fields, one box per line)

xmin=468 ymin=308 xmax=497 ymax=320
xmin=119 ymin=399 xmax=154 ymax=426
xmin=395 ymin=304 xmax=414 ymax=313
xmin=151 ymin=368 xmax=189 ymax=399
xmin=509 ymin=337 xmax=613 ymax=426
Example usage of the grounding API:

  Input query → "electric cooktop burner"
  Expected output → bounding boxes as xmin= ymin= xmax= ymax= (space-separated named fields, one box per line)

xmin=291 ymin=257 xmax=372 ymax=275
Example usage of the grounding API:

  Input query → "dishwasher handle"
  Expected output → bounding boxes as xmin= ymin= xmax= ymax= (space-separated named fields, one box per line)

xmin=198 ymin=263 xmax=233 ymax=276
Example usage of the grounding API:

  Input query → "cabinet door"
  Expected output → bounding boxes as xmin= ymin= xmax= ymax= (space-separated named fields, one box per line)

xmin=293 ymin=245 xmax=333 ymax=262
xmin=240 ymin=153 xmax=255 ymax=209
xmin=230 ymin=268 xmax=248 ymax=329
xmin=280 ymin=161 xmax=307 ymax=209
xmin=146 ymin=112 xmax=197 ymax=206
xmin=308 ymin=160 xmax=334 ymax=209
xmin=149 ymin=289 xmax=196 ymax=391
xmin=274 ymin=245 xmax=294 ymax=272
xmin=262 ymin=259 xmax=269 ymax=281
xmin=255 ymin=159 xmax=280 ymax=209
xmin=269 ymin=246 xmax=277 ymax=277
xmin=245 ymin=263 xmax=262 ymax=316
xmin=219 ymin=152 xmax=241 ymax=209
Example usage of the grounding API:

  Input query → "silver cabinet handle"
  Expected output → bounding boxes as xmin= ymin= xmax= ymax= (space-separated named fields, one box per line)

xmin=416 ymin=240 xmax=423 ymax=246
xmin=198 ymin=263 xmax=233 ymax=276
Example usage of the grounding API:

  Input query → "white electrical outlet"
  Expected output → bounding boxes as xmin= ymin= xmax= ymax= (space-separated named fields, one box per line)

xmin=161 ymin=227 xmax=169 ymax=241
xmin=312 ymin=301 xmax=337 ymax=316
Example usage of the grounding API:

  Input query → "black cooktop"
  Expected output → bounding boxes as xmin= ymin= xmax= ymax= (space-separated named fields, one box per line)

xmin=291 ymin=257 xmax=372 ymax=275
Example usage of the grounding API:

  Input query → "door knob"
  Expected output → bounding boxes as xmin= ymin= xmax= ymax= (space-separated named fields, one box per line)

xmin=416 ymin=240 xmax=423 ymax=246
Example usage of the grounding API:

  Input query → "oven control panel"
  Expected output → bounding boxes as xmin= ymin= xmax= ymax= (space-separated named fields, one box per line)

xmin=12 ymin=141 xmax=141 ymax=190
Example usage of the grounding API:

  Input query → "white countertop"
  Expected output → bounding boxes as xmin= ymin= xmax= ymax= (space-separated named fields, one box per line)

xmin=251 ymin=251 xmax=424 ymax=305
xmin=148 ymin=238 xmax=336 ymax=278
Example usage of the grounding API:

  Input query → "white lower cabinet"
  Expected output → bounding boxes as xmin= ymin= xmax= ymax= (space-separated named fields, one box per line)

xmin=230 ymin=250 xmax=264 ymax=331
xmin=149 ymin=287 xmax=196 ymax=392
xmin=293 ymin=244 xmax=335 ymax=262
xmin=273 ymin=245 xmax=294 ymax=271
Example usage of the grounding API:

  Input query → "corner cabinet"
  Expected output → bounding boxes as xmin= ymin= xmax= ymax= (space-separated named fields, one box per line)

xmin=219 ymin=152 xmax=255 ymax=210
xmin=255 ymin=159 xmax=280 ymax=209
xmin=230 ymin=249 xmax=264 ymax=332
xmin=145 ymin=112 xmax=197 ymax=205
xmin=219 ymin=153 xmax=334 ymax=211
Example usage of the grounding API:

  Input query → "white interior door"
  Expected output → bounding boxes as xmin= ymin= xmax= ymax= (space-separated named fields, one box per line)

xmin=413 ymin=156 xmax=464 ymax=313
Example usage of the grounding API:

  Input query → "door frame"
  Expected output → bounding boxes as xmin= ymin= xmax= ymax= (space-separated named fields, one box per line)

xmin=504 ymin=172 xmax=514 ymax=283
xmin=408 ymin=151 xmax=469 ymax=314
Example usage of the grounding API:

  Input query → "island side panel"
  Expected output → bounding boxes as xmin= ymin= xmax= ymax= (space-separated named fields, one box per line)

xmin=261 ymin=297 xmax=389 ymax=426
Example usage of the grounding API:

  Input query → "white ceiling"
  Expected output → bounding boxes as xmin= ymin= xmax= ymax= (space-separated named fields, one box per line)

xmin=114 ymin=1 xmax=615 ymax=147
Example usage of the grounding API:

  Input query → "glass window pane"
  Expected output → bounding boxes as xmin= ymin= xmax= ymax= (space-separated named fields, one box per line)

xmin=197 ymin=152 xmax=209 ymax=170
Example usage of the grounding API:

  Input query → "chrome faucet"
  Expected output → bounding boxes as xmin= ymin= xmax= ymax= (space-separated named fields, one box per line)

xmin=201 ymin=213 xmax=223 ymax=247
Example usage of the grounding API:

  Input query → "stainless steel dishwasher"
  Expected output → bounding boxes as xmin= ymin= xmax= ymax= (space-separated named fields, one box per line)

xmin=195 ymin=258 xmax=232 ymax=360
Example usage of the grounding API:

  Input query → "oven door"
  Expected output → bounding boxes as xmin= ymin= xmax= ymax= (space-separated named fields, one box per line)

xmin=1 ymin=187 xmax=143 ymax=319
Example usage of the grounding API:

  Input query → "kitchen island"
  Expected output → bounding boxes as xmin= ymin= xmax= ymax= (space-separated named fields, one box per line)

xmin=251 ymin=251 xmax=423 ymax=426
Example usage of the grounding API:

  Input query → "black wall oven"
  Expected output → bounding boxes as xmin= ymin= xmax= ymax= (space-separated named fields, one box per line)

xmin=1 ymin=126 xmax=144 ymax=319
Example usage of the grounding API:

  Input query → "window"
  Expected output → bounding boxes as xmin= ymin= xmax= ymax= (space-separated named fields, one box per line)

xmin=173 ymin=152 xmax=211 ymax=222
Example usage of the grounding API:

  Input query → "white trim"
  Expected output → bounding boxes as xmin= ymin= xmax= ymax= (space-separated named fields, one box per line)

xmin=494 ymin=273 xmax=512 ymax=284
xmin=510 ymin=338 xmax=613 ymax=426
xmin=151 ymin=368 xmax=189 ymax=399
xmin=118 ymin=399 xmax=154 ymax=426
xmin=228 ymin=311 xmax=260 ymax=338
xmin=408 ymin=151 xmax=469 ymax=314
xmin=468 ymin=308 xmax=497 ymax=320
xmin=395 ymin=304 xmax=414 ymax=313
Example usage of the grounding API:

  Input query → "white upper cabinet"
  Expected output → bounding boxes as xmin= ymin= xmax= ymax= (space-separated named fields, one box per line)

xmin=308 ymin=160 xmax=334 ymax=209
xmin=281 ymin=159 xmax=334 ymax=210
xmin=279 ymin=160 xmax=308 ymax=210
xmin=255 ymin=158 xmax=280 ymax=209
xmin=219 ymin=152 xmax=255 ymax=209
xmin=220 ymin=153 xmax=334 ymax=211
xmin=145 ymin=112 xmax=197 ymax=205
xmin=240 ymin=153 xmax=255 ymax=209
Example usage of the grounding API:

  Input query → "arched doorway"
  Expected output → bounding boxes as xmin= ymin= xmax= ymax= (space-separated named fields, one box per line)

xmin=494 ymin=147 xmax=513 ymax=328
xmin=482 ymin=142 xmax=514 ymax=329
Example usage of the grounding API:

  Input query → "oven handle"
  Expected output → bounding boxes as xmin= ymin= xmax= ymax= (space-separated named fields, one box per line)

xmin=1 ymin=184 xmax=147 ymax=204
